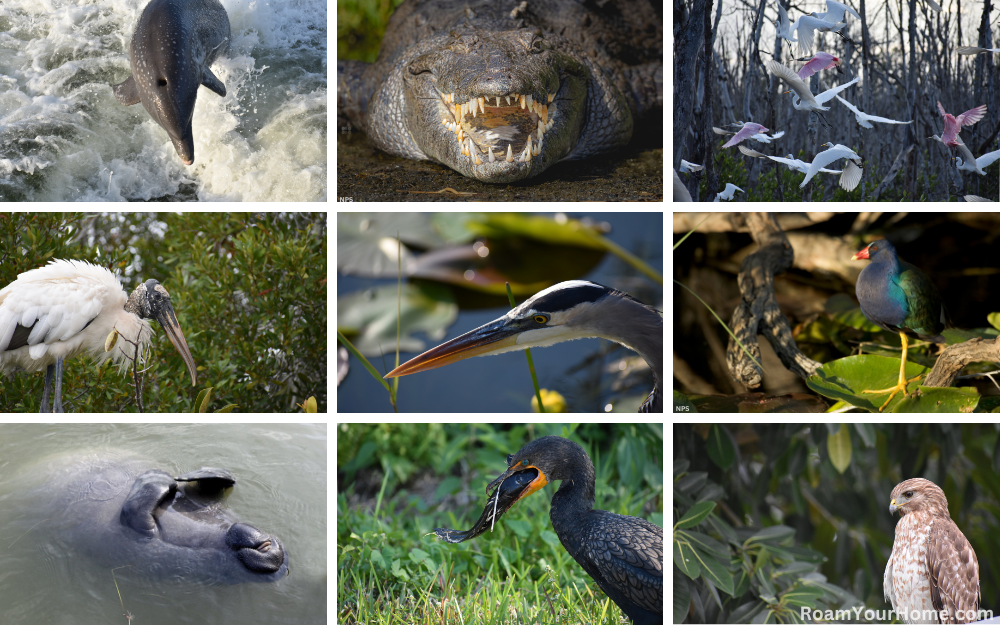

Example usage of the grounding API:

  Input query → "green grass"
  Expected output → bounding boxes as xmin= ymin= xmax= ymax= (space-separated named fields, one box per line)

xmin=337 ymin=424 xmax=663 ymax=624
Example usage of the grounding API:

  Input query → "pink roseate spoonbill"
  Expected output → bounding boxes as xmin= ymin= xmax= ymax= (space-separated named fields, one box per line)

xmin=957 ymin=46 xmax=1000 ymax=55
xmin=954 ymin=142 xmax=1000 ymax=175
xmin=0 ymin=259 xmax=198 ymax=412
xmin=799 ymin=143 xmax=863 ymax=190
xmin=834 ymin=95 xmax=913 ymax=129
xmin=937 ymin=101 xmax=988 ymax=147
xmin=797 ymin=52 xmax=845 ymax=79
xmin=721 ymin=122 xmax=768 ymax=148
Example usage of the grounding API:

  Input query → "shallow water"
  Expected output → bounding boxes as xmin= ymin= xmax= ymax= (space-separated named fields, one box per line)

xmin=0 ymin=423 xmax=326 ymax=625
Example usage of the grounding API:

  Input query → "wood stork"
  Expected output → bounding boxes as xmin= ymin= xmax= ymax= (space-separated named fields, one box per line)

xmin=0 ymin=259 xmax=197 ymax=412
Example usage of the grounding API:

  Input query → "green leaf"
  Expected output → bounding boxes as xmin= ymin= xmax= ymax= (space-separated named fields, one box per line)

xmin=691 ymin=545 xmax=735 ymax=595
xmin=674 ymin=569 xmax=692 ymax=623
xmin=746 ymin=525 xmax=795 ymax=545
xmin=827 ymin=424 xmax=851 ymax=474
xmin=675 ymin=501 xmax=715 ymax=529
xmin=706 ymin=424 xmax=735 ymax=470
xmin=683 ymin=530 xmax=731 ymax=560
xmin=988 ymin=312 xmax=1000 ymax=332
xmin=673 ymin=538 xmax=701 ymax=579
xmin=806 ymin=355 xmax=980 ymax=413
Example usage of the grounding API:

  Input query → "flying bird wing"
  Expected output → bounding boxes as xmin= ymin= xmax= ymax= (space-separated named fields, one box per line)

xmin=956 ymin=104 xmax=988 ymax=127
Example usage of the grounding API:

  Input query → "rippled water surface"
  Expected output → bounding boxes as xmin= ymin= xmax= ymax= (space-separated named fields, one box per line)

xmin=0 ymin=423 xmax=326 ymax=625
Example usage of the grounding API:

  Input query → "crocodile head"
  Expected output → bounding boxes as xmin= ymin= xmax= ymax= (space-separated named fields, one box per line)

xmin=402 ymin=28 xmax=596 ymax=183
xmin=361 ymin=14 xmax=633 ymax=185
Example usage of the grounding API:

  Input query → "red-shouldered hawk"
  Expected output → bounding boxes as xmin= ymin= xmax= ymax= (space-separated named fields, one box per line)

xmin=884 ymin=478 xmax=980 ymax=624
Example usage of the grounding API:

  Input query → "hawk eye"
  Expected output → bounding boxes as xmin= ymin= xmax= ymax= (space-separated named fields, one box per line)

xmin=533 ymin=315 xmax=547 ymax=324
xmin=905 ymin=491 xmax=913 ymax=497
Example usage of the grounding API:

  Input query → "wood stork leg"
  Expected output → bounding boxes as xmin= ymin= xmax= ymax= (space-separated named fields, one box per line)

xmin=53 ymin=357 xmax=64 ymax=413
xmin=40 ymin=364 xmax=54 ymax=413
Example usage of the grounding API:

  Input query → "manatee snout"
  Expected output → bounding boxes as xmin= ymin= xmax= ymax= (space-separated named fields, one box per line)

xmin=226 ymin=523 xmax=287 ymax=574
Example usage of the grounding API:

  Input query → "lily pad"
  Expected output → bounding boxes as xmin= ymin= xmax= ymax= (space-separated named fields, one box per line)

xmin=807 ymin=355 xmax=980 ymax=413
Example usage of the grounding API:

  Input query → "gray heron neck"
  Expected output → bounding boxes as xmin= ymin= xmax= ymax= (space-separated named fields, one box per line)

xmin=598 ymin=294 xmax=663 ymax=387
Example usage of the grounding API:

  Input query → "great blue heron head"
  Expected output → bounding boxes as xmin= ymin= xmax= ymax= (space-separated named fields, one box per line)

xmin=384 ymin=280 xmax=653 ymax=378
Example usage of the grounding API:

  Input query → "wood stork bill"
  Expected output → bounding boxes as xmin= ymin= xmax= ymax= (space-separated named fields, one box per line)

xmin=383 ymin=281 xmax=663 ymax=412
xmin=0 ymin=259 xmax=197 ymax=412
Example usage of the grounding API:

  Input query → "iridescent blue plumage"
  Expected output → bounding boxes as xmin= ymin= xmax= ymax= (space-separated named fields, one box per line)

xmin=854 ymin=239 xmax=948 ymax=341
xmin=852 ymin=239 xmax=949 ymax=412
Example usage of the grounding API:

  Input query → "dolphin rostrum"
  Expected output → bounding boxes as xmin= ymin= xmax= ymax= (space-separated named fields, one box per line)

xmin=113 ymin=0 xmax=231 ymax=165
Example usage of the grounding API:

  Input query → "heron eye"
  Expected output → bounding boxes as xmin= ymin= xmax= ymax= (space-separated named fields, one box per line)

xmin=533 ymin=315 xmax=547 ymax=324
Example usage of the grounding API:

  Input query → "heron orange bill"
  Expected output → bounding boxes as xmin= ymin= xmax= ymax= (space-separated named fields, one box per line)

xmin=383 ymin=317 xmax=519 ymax=378
xmin=156 ymin=305 xmax=197 ymax=386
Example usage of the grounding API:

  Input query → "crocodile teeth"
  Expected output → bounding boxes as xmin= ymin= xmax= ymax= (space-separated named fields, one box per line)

xmin=506 ymin=144 xmax=513 ymax=162
xmin=520 ymin=135 xmax=532 ymax=162
xmin=548 ymin=93 xmax=554 ymax=103
xmin=469 ymin=138 xmax=482 ymax=164
xmin=488 ymin=146 xmax=495 ymax=162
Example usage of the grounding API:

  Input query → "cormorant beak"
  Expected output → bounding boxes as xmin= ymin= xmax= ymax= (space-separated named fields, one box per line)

xmin=154 ymin=304 xmax=198 ymax=386
xmin=384 ymin=316 xmax=523 ymax=378
xmin=487 ymin=463 xmax=549 ymax=504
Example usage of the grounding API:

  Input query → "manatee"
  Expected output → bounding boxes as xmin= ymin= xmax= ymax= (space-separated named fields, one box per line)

xmin=26 ymin=455 xmax=288 ymax=584
xmin=112 ymin=0 xmax=231 ymax=165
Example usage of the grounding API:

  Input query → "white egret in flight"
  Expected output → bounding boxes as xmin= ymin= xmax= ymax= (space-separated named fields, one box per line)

xmin=714 ymin=183 xmax=744 ymax=201
xmin=834 ymin=95 xmax=913 ymax=128
xmin=957 ymin=46 xmax=1000 ymax=55
xmin=799 ymin=143 xmax=863 ymax=190
xmin=679 ymin=160 xmax=703 ymax=173
xmin=954 ymin=142 xmax=1000 ymax=175
xmin=767 ymin=60 xmax=858 ymax=112
xmin=936 ymin=101 xmax=988 ymax=147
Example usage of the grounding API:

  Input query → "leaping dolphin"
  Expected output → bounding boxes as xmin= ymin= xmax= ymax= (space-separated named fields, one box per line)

xmin=113 ymin=0 xmax=231 ymax=165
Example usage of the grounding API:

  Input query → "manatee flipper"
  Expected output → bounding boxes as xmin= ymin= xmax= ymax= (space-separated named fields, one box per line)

xmin=112 ymin=77 xmax=141 ymax=106
xmin=201 ymin=68 xmax=227 ymax=98
xmin=175 ymin=467 xmax=236 ymax=491
xmin=120 ymin=470 xmax=177 ymax=536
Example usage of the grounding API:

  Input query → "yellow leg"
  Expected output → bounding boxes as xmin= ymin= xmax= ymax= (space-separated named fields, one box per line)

xmin=862 ymin=332 xmax=923 ymax=412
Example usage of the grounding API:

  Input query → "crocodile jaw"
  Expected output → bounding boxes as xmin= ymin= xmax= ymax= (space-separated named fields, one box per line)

xmin=402 ymin=39 xmax=588 ymax=183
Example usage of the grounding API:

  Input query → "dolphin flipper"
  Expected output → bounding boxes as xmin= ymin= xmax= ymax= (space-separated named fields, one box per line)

xmin=120 ymin=470 xmax=177 ymax=536
xmin=112 ymin=77 xmax=141 ymax=106
xmin=201 ymin=68 xmax=227 ymax=98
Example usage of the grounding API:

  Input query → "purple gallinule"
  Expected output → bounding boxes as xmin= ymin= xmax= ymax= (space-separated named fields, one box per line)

xmin=852 ymin=240 xmax=949 ymax=412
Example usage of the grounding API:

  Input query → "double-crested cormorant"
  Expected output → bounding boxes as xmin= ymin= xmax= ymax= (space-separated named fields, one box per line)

xmin=463 ymin=436 xmax=664 ymax=624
